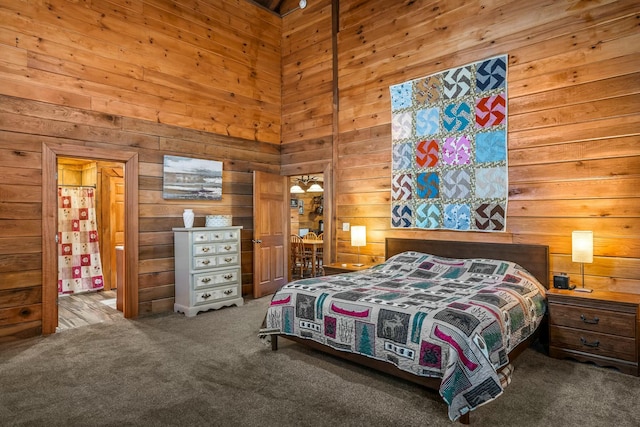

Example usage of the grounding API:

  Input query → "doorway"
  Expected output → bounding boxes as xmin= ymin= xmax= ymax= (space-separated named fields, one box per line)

xmin=56 ymin=157 xmax=125 ymax=328
xmin=42 ymin=143 xmax=139 ymax=335
xmin=289 ymin=174 xmax=325 ymax=238
xmin=288 ymin=173 xmax=326 ymax=281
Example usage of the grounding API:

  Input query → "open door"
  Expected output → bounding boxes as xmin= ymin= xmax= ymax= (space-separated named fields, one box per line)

xmin=253 ymin=171 xmax=288 ymax=298
xmin=99 ymin=166 xmax=125 ymax=292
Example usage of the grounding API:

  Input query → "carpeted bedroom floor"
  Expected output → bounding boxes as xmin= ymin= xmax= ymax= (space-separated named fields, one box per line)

xmin=0 ymin=295 xmax=638 ymax=427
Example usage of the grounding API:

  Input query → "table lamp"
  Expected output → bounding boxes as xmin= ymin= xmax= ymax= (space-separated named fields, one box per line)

xmin=351 ymin=226 xmax=366 ymax=267
xmin=572 ymin=230 xmax=593 ymax=293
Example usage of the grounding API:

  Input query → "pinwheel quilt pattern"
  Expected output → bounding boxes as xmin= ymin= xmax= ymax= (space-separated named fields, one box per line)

xmin=390 ymin=55 xmax=508 ymax=231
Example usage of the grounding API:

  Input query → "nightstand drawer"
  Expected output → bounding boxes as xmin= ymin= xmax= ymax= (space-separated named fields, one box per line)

xmin=549 ymin=303 xmax=636 ymax=338
xmin=550 ymin=325 xmax=637 ymax=362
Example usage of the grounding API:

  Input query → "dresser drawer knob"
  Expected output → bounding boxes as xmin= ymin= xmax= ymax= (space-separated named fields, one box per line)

xmin=224 ymin=245 xmax=232 ymax=251
xmin=202 ymin=260 xmax=211 ymax=265
xmin=580 ymin=314 xmax=599 ymax=324
xmin=580 ymin=337 xmax=600 ymax=348
xmin=202 ymin=247 xmax=210 ymax=252
xmin=201 ymin=278 xmax=211 ymax=283
xmin=202 ymin=293 xmax=211 ymax=300
xmin=223 ymin=274 xmax=233 ymax=280
xmin=224 ymin=289 xmax=233 ymax=295
xmin=224 ymin=257 xmax=233 ymax=263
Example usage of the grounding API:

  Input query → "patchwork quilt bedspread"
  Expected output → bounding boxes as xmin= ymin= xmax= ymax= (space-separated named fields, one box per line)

xmin=264 ymin=251 xmax=546 ymax=421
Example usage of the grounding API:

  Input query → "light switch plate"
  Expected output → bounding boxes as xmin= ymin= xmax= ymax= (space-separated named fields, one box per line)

xmin=342 ymin=222 xmax=350 ymax=231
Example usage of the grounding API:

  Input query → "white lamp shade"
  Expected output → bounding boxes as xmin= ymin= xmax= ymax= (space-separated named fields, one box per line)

xmin=290 ymin=184 xmax=305 ymax=194
xmin=351 ymin=226 xmax=366 ymax=247
xmin=307 ymin=183 xmax=323 ymax=192
xmin=572 ymin=231 xmax=593 ymax=263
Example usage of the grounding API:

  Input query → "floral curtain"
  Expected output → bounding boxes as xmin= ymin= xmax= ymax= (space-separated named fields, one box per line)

xmin=58 ymin=187 xmax=104 ymax=294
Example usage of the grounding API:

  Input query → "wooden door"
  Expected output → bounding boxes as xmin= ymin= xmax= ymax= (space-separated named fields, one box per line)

xmin=253 ymin=171 xmax=288 ymax=298
xmin=100 ymin=167 xmax=125 ymax=292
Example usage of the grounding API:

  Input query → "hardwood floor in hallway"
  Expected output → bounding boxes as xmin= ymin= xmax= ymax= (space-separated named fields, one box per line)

xmin=57 ymin=290 xmax=122 ymax=331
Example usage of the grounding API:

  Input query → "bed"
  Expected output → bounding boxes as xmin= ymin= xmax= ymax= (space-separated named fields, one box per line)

xmin=261 ymin=238 xmax=549 ymax=423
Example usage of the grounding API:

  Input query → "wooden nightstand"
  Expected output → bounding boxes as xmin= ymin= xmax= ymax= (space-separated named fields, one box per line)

xmin=547 ymin=289 xmax=640 ymax=376
xmin=322 ymin=263 xmax=374 ymax=276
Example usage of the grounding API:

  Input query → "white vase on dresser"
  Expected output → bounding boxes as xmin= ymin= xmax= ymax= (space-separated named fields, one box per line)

xmin=182 ymin=209 xmax=194 ymax=228
xmin=173 ymin=226 xmax=243 ymax=317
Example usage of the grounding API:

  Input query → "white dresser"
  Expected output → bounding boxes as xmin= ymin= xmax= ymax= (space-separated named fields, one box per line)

xmin=173 ymin=226 xmax=243 ymax=317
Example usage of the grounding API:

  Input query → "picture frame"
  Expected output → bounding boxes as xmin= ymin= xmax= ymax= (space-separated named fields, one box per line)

xmin=290 ymin=198 xmax=299 ymax=208
xmin=162 ymin=155 xmax=223 ymax=200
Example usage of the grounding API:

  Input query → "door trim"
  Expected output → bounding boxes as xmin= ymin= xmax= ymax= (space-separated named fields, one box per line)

xmin=42 ymin=143 xmax=139 ymax=334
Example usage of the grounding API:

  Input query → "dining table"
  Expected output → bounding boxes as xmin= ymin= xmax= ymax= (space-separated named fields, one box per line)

xmin=302 ymin=239 xmax=323 ymax=277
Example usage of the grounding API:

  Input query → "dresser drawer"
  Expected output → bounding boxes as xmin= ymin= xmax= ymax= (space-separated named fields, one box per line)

xmin=194 ymin=243 xmax=217 ymax=256
xmin=216 ymin=253 xmax=238 ymax=267
xmin=192 ymin=229 xmax=240 ymax=243
xmin=194 ymin=285 xmax=239 ymax=305
xmin=193 ymin=255 xmax=217 ymax=269
xmin=549 ymin=303 xmax=636 ymax=338
xmin=192 ymin=231 xmax=212 ymax=242
xmin=216 ymin=242 xmax=238 ymax=254
xmin=550 ymin=325 xmax=637 ymax=362
xmin=193 ymin=269 xmax=239 ymax=290
xmin=193 ymin=242 xmax=238 ymax=256
xmin=210 ymin=229 xmax=240 ymax=241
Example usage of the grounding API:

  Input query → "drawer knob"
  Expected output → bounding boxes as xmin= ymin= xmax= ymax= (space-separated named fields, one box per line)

xmin=224 ymin=289 xmax=233 ymax=295
xmin=202 ymin=247 xmax=210 ymax=252
xmin=223 ymin=274 xmax=233 ymax=280
xmin=202 ymin=293 xmax=211 ymax=299
xmin=202 ymin=260 xmax=211 ymax=265
xmin=201 ymin=278 xmax=211 ymax=283
xmin=224 ymin=245 xmax=232 ymax=251
xmin=580 ymin=314 xmax=599 ymax=325
xmin=224 ymin=257 xmax=233 ymax=263
xmin=580 ymin=337 xmax=600 ymax=348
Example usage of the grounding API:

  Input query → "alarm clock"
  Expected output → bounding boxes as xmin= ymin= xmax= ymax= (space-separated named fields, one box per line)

xmin=553 ymin=274 xmax=574 ymax=290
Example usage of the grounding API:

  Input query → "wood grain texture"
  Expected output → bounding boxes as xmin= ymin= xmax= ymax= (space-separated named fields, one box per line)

xmin=0 ymin=0 xmax=639 ymax=340
xmin=278 ymin=0 xmax=640 ymax=296
xmin=0 ymin=89 xmax=277 ymax=339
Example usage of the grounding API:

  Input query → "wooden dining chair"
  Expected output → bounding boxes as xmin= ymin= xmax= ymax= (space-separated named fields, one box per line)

xmin=301 ymin=232 xmax=317 ymax=270
xmin=315 ymin=233 xmax=324 ymax=274
xmin=290 ymin=234 xmax=311 ymax=279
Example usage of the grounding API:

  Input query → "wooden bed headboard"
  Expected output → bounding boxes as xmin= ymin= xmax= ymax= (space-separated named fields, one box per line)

xmin=385 ymin=238 xmax=549 ymax=288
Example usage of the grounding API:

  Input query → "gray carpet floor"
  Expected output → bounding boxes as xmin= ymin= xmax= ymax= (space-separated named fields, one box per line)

xmin=1 ymin=295 xmax=639 ymax=426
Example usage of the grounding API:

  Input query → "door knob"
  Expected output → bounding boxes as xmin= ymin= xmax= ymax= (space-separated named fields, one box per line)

xmin=252 ymin=239 xmax=262 ymax=244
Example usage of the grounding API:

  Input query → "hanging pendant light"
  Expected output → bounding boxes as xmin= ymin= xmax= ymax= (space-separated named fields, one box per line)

xmin=290 ymin=184 xmax=305 ymax=194
xmin=307 ymin=182 xmax=323 ymax=192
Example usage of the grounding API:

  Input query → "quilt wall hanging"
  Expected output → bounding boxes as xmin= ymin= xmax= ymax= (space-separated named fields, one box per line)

xmin=390 ymin=55 xmax=508 ymax=232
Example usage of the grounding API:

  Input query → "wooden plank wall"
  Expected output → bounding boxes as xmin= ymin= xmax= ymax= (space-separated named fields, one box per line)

xmin=0 ymin=0 xmax=281 ymax=341
xmin=281 ymin=0 xmax=640 ymax=293
xmin=280 ymin=0 xmax=334 ymax=172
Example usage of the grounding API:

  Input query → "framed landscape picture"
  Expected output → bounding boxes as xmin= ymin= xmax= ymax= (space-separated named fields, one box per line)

xmin=162 ymin=155 xmax=223 ymax=200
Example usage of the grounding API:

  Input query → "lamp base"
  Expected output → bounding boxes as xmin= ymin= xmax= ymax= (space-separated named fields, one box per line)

xmin=574 ymin=287 xmax=593 ymax=293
